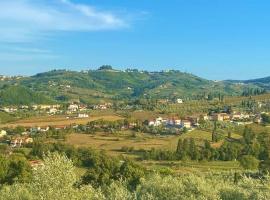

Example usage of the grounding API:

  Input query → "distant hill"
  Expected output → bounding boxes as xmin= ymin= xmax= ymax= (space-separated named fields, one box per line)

xmin=0 ymin=68 xmax=267 ymax=105
xmin=226 ymin=76 xmax=270 ymax=90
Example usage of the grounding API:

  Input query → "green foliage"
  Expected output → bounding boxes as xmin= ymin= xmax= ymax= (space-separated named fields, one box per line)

xmin=30 ymin=142 xmax=145 ymax=189
xmin=1 ymin=152 xmax=270 ymax=200
xmin=0 ymin=154 xmax=32 ymax=185
xmin=1 ymin=69 xmax=264 ymax=105
xmin=239 ymin=155 xmax=259 ymax=170
xmin=0 ymin=85 xmax=52 ymax=105
xmin=261 ymin=113 xmax=270 ymax=124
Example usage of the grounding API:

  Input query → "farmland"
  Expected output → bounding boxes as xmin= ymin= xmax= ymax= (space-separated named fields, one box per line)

xmin=0 ymin=114 xmax=122 ymax=128
xmin=64 ymin=129 xmax=244 ymax=172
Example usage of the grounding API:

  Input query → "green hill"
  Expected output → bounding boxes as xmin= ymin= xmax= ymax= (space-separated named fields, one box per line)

xmin=0 ymin=85 xmax=53 ymax=105
xmin=0 ymin=68 xmax=267 ymax=105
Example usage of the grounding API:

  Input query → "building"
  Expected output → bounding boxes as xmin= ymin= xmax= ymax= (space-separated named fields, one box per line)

xmin=148 ymin=117 xmax=163 ymax=127
xmin=211 ymin=113 xmax=230 ymax=121
xmin=0 ymin=130 xmax=7 ymax=138
xmin=181 ymin=120 xmax=192 ymax=129
xmin=48 ymin=108 xmax=58 ymax=114
xmin=1 ymin=107 xmax=17 ymax=113
xmin=68 ymin=104 xmax=79 ymax=112
xmin=78 ymin=113 xmax=89 ymax=118
xmin=10 ymin=137 xmax=33 ymax=148
xmin=29 ymin=160 xmax=44 ymax=169
xmin=176 ymin=98 xmax=183 ymax=104
xmin=220 ymin=113 xmax=231 ymax=121
xmin=254 ymin=116 xmax=262 ymax=124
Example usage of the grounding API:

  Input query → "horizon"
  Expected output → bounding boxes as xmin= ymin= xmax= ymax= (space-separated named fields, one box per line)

xmin=1 ymin=0 xmax=270 ymax=80
xmin=0 ymin=66 xmax=268 ymax=81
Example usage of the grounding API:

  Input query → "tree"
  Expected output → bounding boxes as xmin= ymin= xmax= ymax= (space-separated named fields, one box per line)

xmin=227 ymin=131 xmax=232 ymax=139
xmin=261 ymin=113 xmax=270 ymax=124
xmin=189 ymin=138 xmax=199 ymax=160
xmin=239 ymin=155 xmax=259 ymax=170
xmin=98 ymin=65 xmax=113 ymax=70
xmin=212 ymin=121 xmax=218 ymax=142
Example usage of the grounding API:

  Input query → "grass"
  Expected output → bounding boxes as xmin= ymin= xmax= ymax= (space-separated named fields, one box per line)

xmin=141 ymin=160 xmax=242 ymax=173
xmin=65 ymin=130 xmax=244 ymax=173
xmin=65 ymin=131 xmax=181 ymax=156
xmin=0 ymin=114 xmax=122 ymax=128
xmin=179 ymin=129 xmax=242 ymax=147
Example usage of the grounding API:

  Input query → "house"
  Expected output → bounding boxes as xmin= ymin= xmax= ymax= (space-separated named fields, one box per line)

xmin=1 ymin=107 xmax=17 ymax=113
xmin=148 ymin=120 xmax=155 ymax=126
xmin=68 ymin=104 xmax=79 ymax=112
xmin=29 ymin=160 xmax=44 ymax=169
xmin=10 ymin=137 xmax=33 ymax=148
xmin=231 ymin=113 xmax=242 ymax=120
xmin=148 ymin=117 xmax=163 ymax=127
xmin=254 ymin=116 xmax=262 ymax=124
xmin=176 ymin=98 xmax=183 ymax=104
xmin=181 ymin=120 xmax=192 ymax=129
xmin=48 ymin=108 xmax=58 ymax=114
xmin=221 ymin=113 xmax=231 ymax=121
xmin=40 ymin=126 xmax=50 ymax=132
xmin=54 ymin=125 xmax=67 ymax=130
xmin=231 ymin=112 xmax=250 ymax=120
xmin=0 ymin=130 xmax=7 ymax=138
xmin=78 ymin=113 xmax=89 ymax=118
xmin=211 ymin=113 xmax=224 ymax=121
xmin=211 ymin=113 xmax=230 ymax=121
xmin=19 ymin=105 xmax=29 ymax=109
xmin=174 ymin=119 xmax=181 ymax=125
xmin=188 ymin=116 xmax=201 ymax=125
xmin=79 ymin=104 xmax=87 ymax=111
xmin=128 ymin=122 xmax=137 ymax=128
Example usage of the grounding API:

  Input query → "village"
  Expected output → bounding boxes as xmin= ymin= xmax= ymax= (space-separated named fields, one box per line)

xmin=0 ymin=100 xmax=267 ymax=149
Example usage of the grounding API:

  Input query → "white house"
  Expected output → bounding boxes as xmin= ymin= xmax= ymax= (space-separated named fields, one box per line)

xmin=48 ymin=108 xmax=58 ymax=114
xmin=0 ymin=130 xmax=7 ymax=138
xmin=176 ymin=99 xmax=183 ymax=104
xmin=181 ymin=120 xmax=192 ymax=129
xmin=68 ymin=104 xmax=79 ymax=112
xmin=78 ymin=113 xmax=89 ymax=118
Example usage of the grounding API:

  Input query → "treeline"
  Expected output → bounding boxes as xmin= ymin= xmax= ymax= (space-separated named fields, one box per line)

xmin=242 ymin=88 xmax=266 ymax=97
xmin=0 ymin=142 xmax=145 ymax=189
xmin=30 ymin=142 xmax=145 ymax=189
xmin=1 ymin=153 xmax=270 ymax=200
xmin=141 ymin=127 xmax=270 ymax=172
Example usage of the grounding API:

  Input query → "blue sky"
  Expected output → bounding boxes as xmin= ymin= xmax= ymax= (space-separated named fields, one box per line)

xmin=0 ymin=0 xmax=270 ymax=80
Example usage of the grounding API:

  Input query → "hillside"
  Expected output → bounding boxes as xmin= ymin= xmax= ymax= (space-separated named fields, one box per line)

xmin=0 ymin=68 xmax=267 ymax=105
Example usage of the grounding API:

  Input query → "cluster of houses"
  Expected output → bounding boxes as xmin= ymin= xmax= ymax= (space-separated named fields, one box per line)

xmin=10 ymin=137 xmax=33 ymax=148
xmin=148 ymin=112 xmax=263 ymax=129
xmin=0 ymin=130 xmax=34 ymax=148
xmin=148 ymin=117 xmax=193 ymax=129
xmin=0 ymin=102 xmax=113 ymax=116
xmin=92 ymin=103 xmax=112 ymax=110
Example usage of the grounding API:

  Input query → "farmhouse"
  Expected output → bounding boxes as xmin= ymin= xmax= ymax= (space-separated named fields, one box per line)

xmin=68 ymin=104 xmax=79 ymax=112
xmin=0 ymin=130 xmax=7 ymax=138
xmin=10 ymin=137 xmax=33 ymax=148
xmin=181 ymin=120 xmax=192 ymax=129
xmin=78 ymin=113 xmax=89 ymax=118
xmin=176 ymin=98 xmax=183 ymax=104
xmin=211 ymin=113 xmax=230 ymax=121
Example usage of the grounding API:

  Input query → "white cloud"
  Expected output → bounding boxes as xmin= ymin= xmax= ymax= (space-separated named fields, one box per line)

xmin=0 ymin=0 xmax=127 ymax=42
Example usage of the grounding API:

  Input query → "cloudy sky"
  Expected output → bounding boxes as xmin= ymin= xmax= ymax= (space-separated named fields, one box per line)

xmin=0 ymin=0 xmax=270 ymax=80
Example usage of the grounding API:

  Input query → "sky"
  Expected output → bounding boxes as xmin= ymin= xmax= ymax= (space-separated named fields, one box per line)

xmin=0 ymin=0 xmax=270 ymax=80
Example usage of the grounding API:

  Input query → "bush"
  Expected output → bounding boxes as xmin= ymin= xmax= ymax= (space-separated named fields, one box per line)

xmin=240 ymin=155 xmax=259 ymax=170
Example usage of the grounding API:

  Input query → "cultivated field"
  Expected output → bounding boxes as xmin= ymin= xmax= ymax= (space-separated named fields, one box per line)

xmin=65 ymin=131 xmax=180 ymax=155
xmin=0 ymin=114 xmax=122 ymax=128
xmin=65 ymin=131 xmax=243 ymax=172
